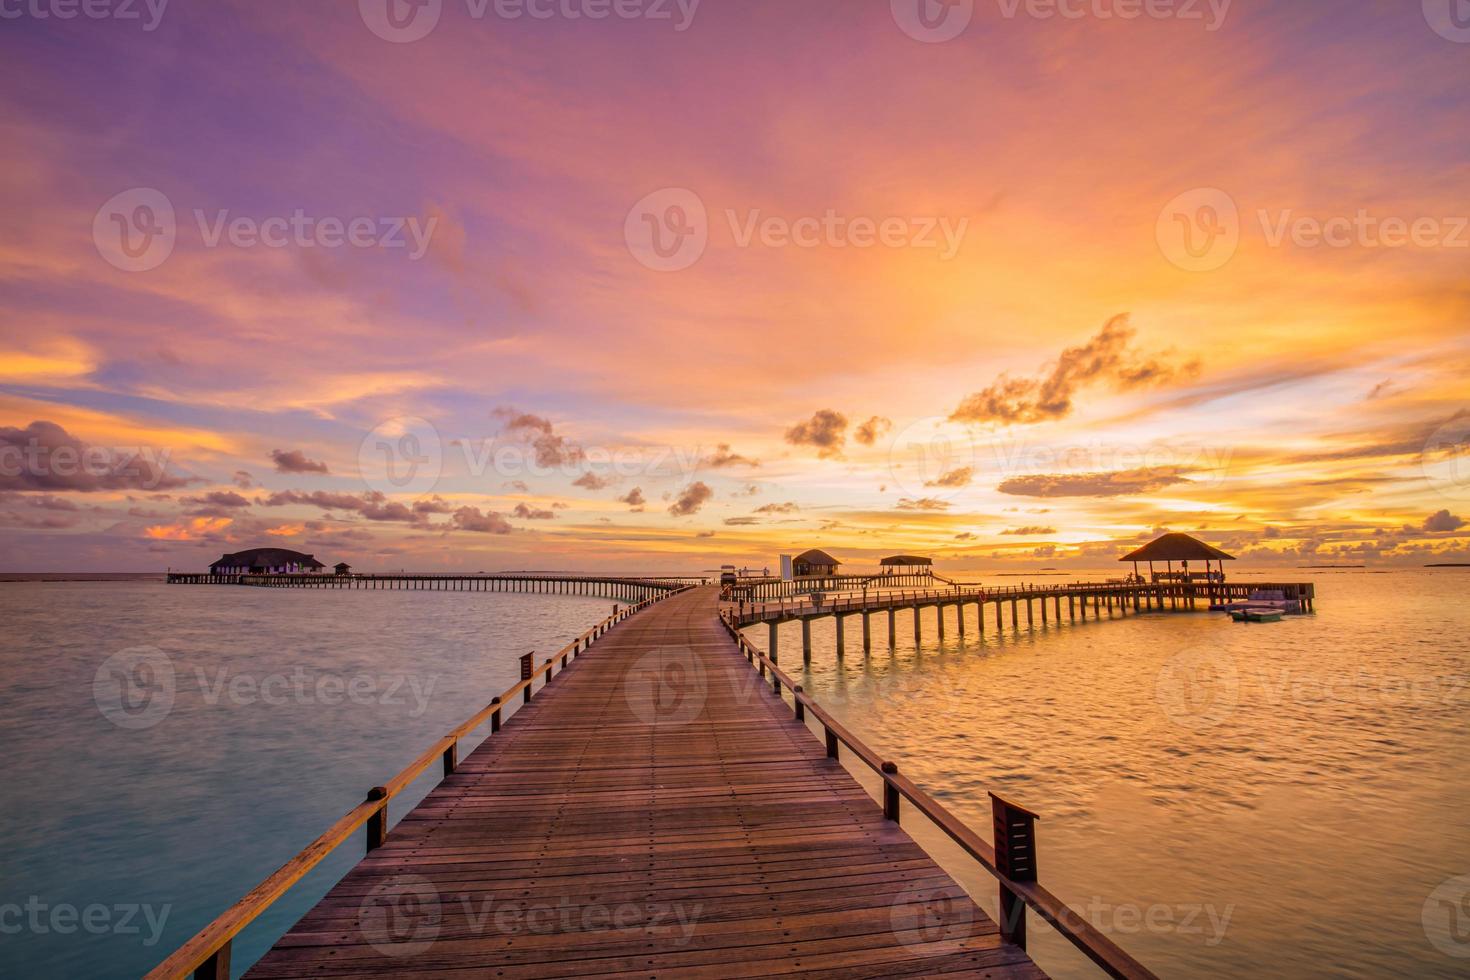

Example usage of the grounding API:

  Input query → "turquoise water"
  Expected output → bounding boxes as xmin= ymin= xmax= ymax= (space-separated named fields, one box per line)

xmin=0 ymin=581 xmax=614 ymax=979
xmin=751 ymin=568 xmax=1470 ymax=979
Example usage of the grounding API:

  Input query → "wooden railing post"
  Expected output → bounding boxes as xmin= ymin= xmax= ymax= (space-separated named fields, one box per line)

xmin=195 ymin=940 xmax=230 ymax=980
xmin=991 ymin=793 xmax=1040 ymax=950
xmin=366 ymin=787 xmax=388 ymax=852
xmin=824 ymin=726 xmax=839 ymax=760
xmin=442 ymin=739 xmax=457 ymax=776
xmin=794 ymin=686 xmax=805 ymax=722
xmin=882 ymin=762 xmax=900 ymax=822
xmin=520 ymin=652 xmax=534 ymax=703
xmin=490 ymin=695 xmax=502 ymax=733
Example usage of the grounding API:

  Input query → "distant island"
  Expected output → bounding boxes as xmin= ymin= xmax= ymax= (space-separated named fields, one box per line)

xmin=1426 ymin=563 xmax=1470 ymax=568
xmin=1299 ymin=564 xmax=1366 ymax=569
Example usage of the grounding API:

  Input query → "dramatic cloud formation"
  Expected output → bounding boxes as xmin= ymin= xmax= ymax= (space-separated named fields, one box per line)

xmin=232 ymin=471 xmax=253 ymax=489
xmin=617 ymin=487 xmax=646 ymax=508
xmin=1423 ymin=510 xmax=1465 ymax=532
xmin=785 ymin=410 xmax=848 ymax=458
xmin=0 ymin=421 xmax=190 ymax=492
xmin=754 ymin=502 xmax=800 ymax=514
xmin=896 ymin=497 xmax=951 ymax=511
xmin=853 ymin=416 xmax=892 ymax=446
xmin=494 ymin=407 xmax=584 ymax=468
xmin=573 ymin=472 xmax=612 ymax=490
xmin=997 ymin=467 xmax=1192 ymax=498
xmin=413 ymin=496 xmax=454 ymax=515
xmin=926 ymin=467 xmax=973 ymax=488
xmin=669 ymin=481 xmax=713 ymax=517
xmin=704 ymin=444 xmax=758 ymax=468
xmin=451 ymin=507 xmax=512 ymax=534
xmin=951 ymin=316 xmax=1198 ymax=426
xmin=270 ymin=449 xmax=329 ymax=474
xmin=512 ymin=503 xmax=556 ymax=520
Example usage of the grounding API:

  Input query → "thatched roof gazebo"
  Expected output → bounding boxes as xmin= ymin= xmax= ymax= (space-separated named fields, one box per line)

xmin=1120 ymin=532 xmax=1234 ymax=583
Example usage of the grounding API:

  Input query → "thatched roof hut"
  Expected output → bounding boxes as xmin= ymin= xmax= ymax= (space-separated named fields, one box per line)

xmin=1120 ymin=533 xmax=1234 ymax=582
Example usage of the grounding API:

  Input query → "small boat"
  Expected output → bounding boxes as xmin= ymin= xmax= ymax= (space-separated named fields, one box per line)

xmin=1231 ymin=606 xmax=1284 ymax=623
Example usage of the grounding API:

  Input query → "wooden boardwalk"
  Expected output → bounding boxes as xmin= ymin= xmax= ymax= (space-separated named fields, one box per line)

xmin=245 ymin=586 xmax=1044 ymax=979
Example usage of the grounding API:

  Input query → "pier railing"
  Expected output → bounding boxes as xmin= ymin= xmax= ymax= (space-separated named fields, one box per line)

xmin=719 ymin=610 xmax=1159 ymax=980
xmin=145 ymin=586 xmax=691 ymax=980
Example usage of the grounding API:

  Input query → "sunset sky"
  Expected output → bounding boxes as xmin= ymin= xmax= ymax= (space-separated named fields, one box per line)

xmin=3 ymin=0 xmax=1468 ymax=572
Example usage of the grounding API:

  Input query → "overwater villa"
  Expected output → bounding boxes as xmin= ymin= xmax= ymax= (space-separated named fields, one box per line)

xmin=792 ymin=549 xmax=840 ymax=577
xmin=209 ymin=548 xmax=326 ymax=575
xmin=879 ymin=554 xmax=933 ymax=575
xmin=1120 ymin=532 xmax=1235 ymax=583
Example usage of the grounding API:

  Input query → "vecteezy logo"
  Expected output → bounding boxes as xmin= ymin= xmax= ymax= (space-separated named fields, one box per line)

xmin=624 ymin=647 xmax=707 ymax=725
xmin=358 ymin=875 xmax=442 ymax=957
xmin=887 ymin=416 xmax=977 ymax=500
xmin=93 ymin=646 xmax=176 ymax=730
xmin=1156 ymin=188 xmax=1240 ymax=272
xmin=359 ymin=0 xmax=442 ymax=43
xmin=1422 ymin=415 xmax=1470 ymax=502
xmin=358 ymin=416 xmax=443 ymax=498
xmin=1155 ymin=644 xmax=1239 ymax=730
xmin=889 ymin=881 xmax=975 ymax=950
xmin=624 ymin=188 xmax=708 ymax=272
xmin=1424 ymin=0 xmax=1470 ymax=42
xmin=891 ymin=0 xmax=974 ymax=42
xmin=1424 ymin=874 xmax=1470 ymax=957
xmin=93 ymin=188 xmax=176 ymax=272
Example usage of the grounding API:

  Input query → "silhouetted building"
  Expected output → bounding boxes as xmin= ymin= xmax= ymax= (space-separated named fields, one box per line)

xmin=792 ymin=549 xmax=840 ymax=577
xmin=210 ymin=548 xmax=326 ymax=574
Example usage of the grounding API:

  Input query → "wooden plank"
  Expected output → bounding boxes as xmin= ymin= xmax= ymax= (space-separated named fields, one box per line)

xmin=244 ymin=586 xmax=1042 ymax=979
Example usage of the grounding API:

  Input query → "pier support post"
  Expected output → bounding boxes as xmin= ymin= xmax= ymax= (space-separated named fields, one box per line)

xmin=802 ymin=618 xmax=812 ymax=663
xmin=835 ymin=615 xmax=845 ymax=658
xmin=994 ymin=601 xmax=1003 ymax=632
xmin=768 ymin=622 xmax=779 ymax=663
xmin=1069 ymin=596 xmax=1075 ymax=620
xmin=888 ymin=608 xmax=896 ymax=649
xmin=1010 ymin=600 xmax=1018 ymax=629
xmin=937 ymin=605 xmax=945 ymax=641
xmin=1025 ymin=600 xmax=1033 ymax=627
xmin=913 ymin=606 xmax=922 ymax=646
xmin=1040 ymin=597 xmax=1047 ymax=625
xmin=991 ymin=793 xmax=1039 ymax=951
xmin=957 ymin=603 xmax=965 ymax=637
xmin=862 ymin=612 xmax=872 ymax=653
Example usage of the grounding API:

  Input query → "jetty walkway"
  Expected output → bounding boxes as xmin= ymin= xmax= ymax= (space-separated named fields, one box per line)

xmin=149 ymin=586 xmax=1154 ymax=980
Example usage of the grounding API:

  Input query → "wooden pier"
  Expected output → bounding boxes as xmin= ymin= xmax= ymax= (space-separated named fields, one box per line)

xmin=730 ymin=580 xmax=1317 ymax=662
xmin=166 ymin=572 xmax=704 ymax=604
xmin=148 ymin=586 xmax=1155 ymax=980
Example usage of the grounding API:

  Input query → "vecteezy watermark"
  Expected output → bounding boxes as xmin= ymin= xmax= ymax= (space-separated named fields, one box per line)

xmin=624 ymin=646 xmax=708 ymax=725
xmin=1155 ymin=645 xmax=1240 ymax=730
xmin=0 ymin=0 xmax=169 ymax=30
xmin=93 ymin=189 xmax=439 ymax=272
xmin=887 ymin=416 xmax=980 ymax=501
xmin=891 ymin=0 xmax=974 ymax=43
xmin=1157 ymin=645 xmax=1470 ymax=730
xmin=1424 ymin=874 xmax=1470 ymax=958
xmin=0 ymin=439 xmax=176 ymax=490
xmin=994 ymin=0 xmax=1231 ymax=30
xmin=94 ymin=648 xmax=440 ymax=729
xmin=1423 ymin=0 xmax=1470 ymax=43
xmin=889 ymin=880 xmax=975 ymax=949
xmin=624 ymin=187 xmax=970 ymax=271
xmin=92 ymin=188 xmax=177 ymax=272
xmin=624 ymin=187 xmax=709 ymax=272
xmin=1421 ymin=415 xmax=1470 ymax=503
xmin=1155 ymin=187 xmax=1240 ymax=272
xmin=0 ymin=897 xmax=171 ymax=947
xmin=891 ymin=0 xmax=1229 ymax=42
xmin=1158 ymin=187 xmax=1470 ymax=272
xmin=358 ymin=0 xmax=700 ymax=43
xmin=356 ymin=875 xmax=701 ymax=959
xmin=93 ymin=646 xmax=176 ymax=730
xmin=1081 ymin=898 xmax=1234 ymax=946
xmin=359 ymin=416 xmax=445 ymax=498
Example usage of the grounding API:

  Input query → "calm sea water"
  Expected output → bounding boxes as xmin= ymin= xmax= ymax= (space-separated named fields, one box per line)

xmin=754 ymin=568 xmax=1470 ymax=979
xmin=0 ymin=581 xmax=617 ymax=979
xmin=2 ymin=571 xmax=1467 ymax=978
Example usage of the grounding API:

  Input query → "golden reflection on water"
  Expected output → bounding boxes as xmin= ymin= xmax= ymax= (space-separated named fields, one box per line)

xmin=749 ymin=570 xmax=1470 ymax=979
